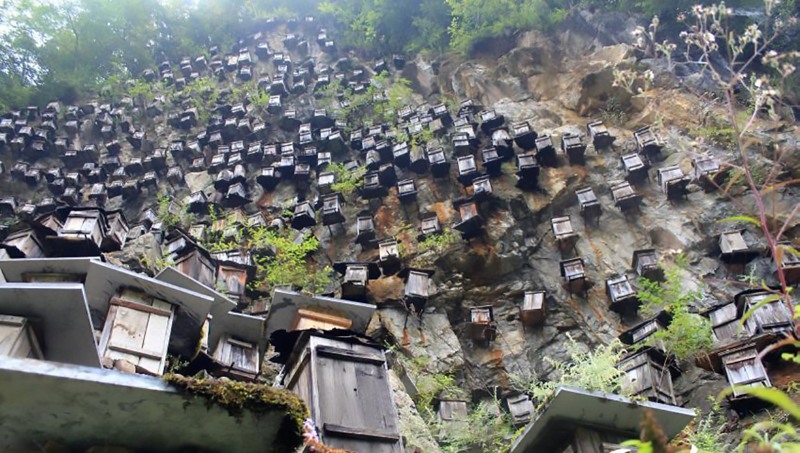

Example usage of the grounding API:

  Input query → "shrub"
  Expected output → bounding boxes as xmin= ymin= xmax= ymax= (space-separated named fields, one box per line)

xmin=510 ymin=333 xmax=628 ymax=406
xmin=637 ymin=254 xmax=715 ymax=361
xmin=327 ymin=162 xmax=366 ymax=196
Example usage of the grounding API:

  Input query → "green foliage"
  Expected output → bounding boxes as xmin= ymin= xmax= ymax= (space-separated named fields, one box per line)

xmin=691 ymin=115 xmax=738 ymax=149
xmin=249 ymin=227 xmax=331 ymax=294
xmin=600 ymin=95 xmax=629 ymax=126
xmin=397 ymin=354 xmax=465 ymax=410
xmin=417 ymin=228 xmax=460 ymax=254
xmin=446 ymin=0 xmax=558 ymax=56
xmin=681 ymin=402 xmax=732 ymax=453
xmin=441 ymin=398 xmax=517 ymax=453
xmin=327 ymin=162 xmax=366 ymax=196
xmin=141 ymin=255 xmax=176 ymax=274
xmin=637 ymin=255 xmax=715 ymax=361
xmin=157 ymin=194 xmax=194 ymax=230
xmin=510 ymin=334 xmax=628 ymax=405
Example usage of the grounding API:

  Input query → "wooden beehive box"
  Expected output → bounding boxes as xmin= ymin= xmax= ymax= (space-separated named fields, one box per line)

xmin=0 ymin=315 xmax=44 ymax=359
xmin=481 ymin=147 xmax=503 ymax=175
xmin=99 ymin=289 xmax=175 ymax=375
xmin=703 ymin=302 xmax=740 ymax=345
xmin=360 ymin=171 xmax=388 ymax=199
xmin=397 ymin=179 xmax=417 ymax=203
xmin=632 ymin=249 xmax=664 ymax=281
xmin=720 ymin=343 xmax=771 ymax=401
xmin=551 ymin=216 xmax=578 ymax=253
xmin=454 ymin=200 xmax=483 ymax=240
xmin=217 ymin=263 xmax=248 ymax=301
xmin=471 ymin=175 xmax=493 ymax=202
xmin=561 ymin=132 xmax=587 ymax=165
xmin=619 ymin=349 xmax=677 ymax=405
xmin=657 ymin=166 xmax=690 ymax=200
xmin=520 ymin=290 xmax=546 ymax=326
xmin=534 ymin=135 xmax=557 ymax=167
xmin=321 ymin=193 xmax=345 ymax=226
xmin=468 ymin=306 xmax=497 ymax=343
xmin=576 ymin=187 xmax=602 ymax=224
xmin=771 ymin=241 xmax=800 ymax=285
xmin=719 ymin=230 xmax=759 ymax=263
xmin=426 ymin=147 xmax=450 ymax=178
xmin=606 ymin=274 xmax=639 ymax=316
xmin=213 ymin=334 xmax=260 ymax=380
xmin=633 ymin=126 xmax=663 ymax=163
xmin=291 ymin=201 xmax=317 ymax=230
xmin=587 ymin=120 xmax=615 ymax=149
xmin=402 ymin=268 xmax=434 ymax=314
xmin=419 ymin=214 xmax=442 ymax=240
xmin=735 ymin=289 xmax=794 ymax=337
xmin=379 ymin=239 xmax=401 ymax=275
xmin=692 ymin=154 xmax=729 ymax=192
xmin=256 ymin=166 xmax=281 ymax=191
xmin=356 ymin=214 xmax=376 ymax=246
xmin=456 ymin=155 xmax=478 ymax=185
xmin=560 ymin=258 xmax=587 ymax=293
xmin=610 ymin=181 xmax=642 ymax=211
xmin=618 ymin=314 xmax=671 ymax=347
xmin=174 ymin=248 xmax=216 ymax=289
xmin=281 ymin=334 xmax=402 ymax=453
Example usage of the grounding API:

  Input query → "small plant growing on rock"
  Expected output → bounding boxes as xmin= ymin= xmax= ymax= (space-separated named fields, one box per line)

xmin=510 ymin=333 xmax=628 ymax=406
xmin=327 ymin=162 xmax=366 ymax=196
xmin=637 ymin=255 xmax=715 ymax=361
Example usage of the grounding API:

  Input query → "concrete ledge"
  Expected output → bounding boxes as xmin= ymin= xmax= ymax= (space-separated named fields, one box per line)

xmin=0 ymin=357 xmax=300 ymax=453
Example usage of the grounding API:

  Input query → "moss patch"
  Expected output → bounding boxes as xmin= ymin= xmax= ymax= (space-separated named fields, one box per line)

xmin=164 ymin=374 xmax=308 ymax=450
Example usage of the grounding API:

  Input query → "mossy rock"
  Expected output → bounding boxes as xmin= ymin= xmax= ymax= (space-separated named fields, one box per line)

xmin=164 ymin=374 xmax=308 ymax=450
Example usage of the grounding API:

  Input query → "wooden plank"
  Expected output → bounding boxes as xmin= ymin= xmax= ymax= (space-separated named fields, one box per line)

xmin=142 ymin=312 xmax=171 ymax=357
xmin=110 ymin=297 xmax=172 ymax=317
xmin=323 ymin=424 xmax=400 ymax=442
xmin=109 ymin=306 xmax=149 ymax=351
xmin=316 ymin=345 xmax=385 ymax=365
xmin=108 ymin=342 xmax=166 ymax=361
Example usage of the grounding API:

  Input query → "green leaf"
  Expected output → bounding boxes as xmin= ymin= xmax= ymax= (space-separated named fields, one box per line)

xmin=717 ymin=215 xmax=762 ymax=227
xmin=722 ymin=387 xmax=800 ymax=420
xmin=621 ymin=440 xmax=654 ymax=453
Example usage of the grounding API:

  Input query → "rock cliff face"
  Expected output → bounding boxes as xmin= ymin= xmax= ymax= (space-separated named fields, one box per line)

xmin=1 ymin=8 xmax=798 ymax=452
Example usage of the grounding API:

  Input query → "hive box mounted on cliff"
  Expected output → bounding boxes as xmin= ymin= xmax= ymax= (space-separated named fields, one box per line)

xmin=551 ymin=216 xmax=578 ymax=254
xmin=507 ymin=394 xmax=535 ymax=426
xmin=508 ymin=386 xmax=694 ymax=453
xmin=610 ymin=181 xmax=643 ymax=212
xmin=266 ymin=289 xmax=375 ymax=336
xmin=272 ymin=330 xmax=403 ymax=453
xmin=333 ymin=262 xmax=381 ymax=303
xmin=618 ymin=348 xmax=678 ymax=405
xmin=575 ymin=187 xmax=602 ymax=225
xmin=770 ymin=241 xmax=800 ymax=285
xmin=692 ymin=154 xmax=730 ymax=192
xmin=561 ymin=132 xmax=587 ymax=165
xmin=467 ymin=305 xmax=497 ymax=345
xmin=586 ymin=120 xmax=615 ymax=149
xmin=560 ymin=258 xmax=587 ymax=294
xmin=658 ymin=166 xmax=690 ymax=200
xmin=632 ymin=248 xmax=664 ymax=282
xmin=718 ymin=230 xmax=760 ymax=263
xmin=605 ymin=274 xmax=639 ymax=317
xmin=453 ymin=199 xmax=483 ymax=240
xmin=520 ymin=290 xmax=546 ymax=326
xmin=634 ymin=126 xmax=663 ymax=163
